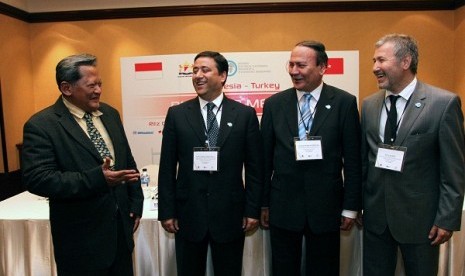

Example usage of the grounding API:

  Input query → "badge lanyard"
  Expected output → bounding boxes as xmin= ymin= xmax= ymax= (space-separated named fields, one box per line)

xmin=297 ymin=99 xmax=317 ymax=136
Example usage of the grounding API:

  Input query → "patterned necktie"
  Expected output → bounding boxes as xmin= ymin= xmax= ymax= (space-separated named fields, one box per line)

xmin=384 ymin=95 xmax=400 ymax=144
xmin=84 ymin=113 xmax=113 ymax=160
xmin=299 ymin=93 xmax=313 ymax=139
xmin=206 ymin=102 xmax=219 ymax=147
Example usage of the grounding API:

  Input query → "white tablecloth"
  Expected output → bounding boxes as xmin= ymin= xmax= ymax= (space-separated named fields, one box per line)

xmin=1 ymin=192 xmax=464 ymax=276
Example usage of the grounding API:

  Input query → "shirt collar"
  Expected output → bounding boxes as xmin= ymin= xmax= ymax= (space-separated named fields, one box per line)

xmin=296 ymin=82 xmax=323 ymax=102
xmin=62 ymin=96 xmax=103 ymax=119
xmin=385 ymin=77 xmax=417 ymax=101
xmin=199 ymin=93 xmax=224 ymax=109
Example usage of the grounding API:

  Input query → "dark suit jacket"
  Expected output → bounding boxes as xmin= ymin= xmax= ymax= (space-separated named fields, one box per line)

xmin=361 ymin=81 xmax=465 ymax=243
xmin=158 ymin=96 xmax=263 ymax=243
xmin=261 ymin=84 xmax=362 ymax=233
xmin=21 ymin=97 xmax=144 ymax=271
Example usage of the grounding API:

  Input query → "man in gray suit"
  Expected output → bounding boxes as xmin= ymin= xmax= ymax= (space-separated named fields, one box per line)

xmin=361 ymin=34 xmax=465 ymax=275
xmin=22 ymin=54 xmax=143 ymax=275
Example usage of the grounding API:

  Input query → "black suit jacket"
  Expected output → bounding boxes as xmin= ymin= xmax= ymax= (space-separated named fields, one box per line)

xmin=158 ymin=96 xmax=263 ymax=243
xmin=21 ymin=97 xmax=143 ymax=271
xmin=261 ymin=84 xmax=362 ymax=233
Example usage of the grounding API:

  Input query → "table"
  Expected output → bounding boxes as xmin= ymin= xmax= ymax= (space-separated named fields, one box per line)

xmin=1 ymin=192 xmax=464 ymax=276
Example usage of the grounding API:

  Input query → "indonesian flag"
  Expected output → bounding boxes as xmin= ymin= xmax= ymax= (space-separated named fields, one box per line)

xmin=326 ymin=58 xmax=344 ymax=75
xmin=135 ymin=62 xmax=163 ymax=79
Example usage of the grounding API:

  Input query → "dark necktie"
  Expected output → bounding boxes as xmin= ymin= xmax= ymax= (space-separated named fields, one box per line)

xmin=384 ymin=95 xmax=400 ymax=144
xmin=84 ymin=113 xmax=113 ymax=160
xmin=206 ymin=102 xmax=219 ymax=147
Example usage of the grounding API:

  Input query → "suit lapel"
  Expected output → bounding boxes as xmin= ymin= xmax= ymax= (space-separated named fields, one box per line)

xmin=368 ymin=91 xmax=385 ymax=144
xmin=216 ymin=97 xmax=237 ymax=147
xmin=283 ymin=89 xmax=299 ymax=137
xmin=99 ymin=109 xmax=122 ymax=162
xmin=53 ymin=98 xmax=102 ymax=161
xmin=310 ymin=84 xmax=333 ymax=135
xmin=395 ymin=82 xmax=426 ymax=145
xmin=185 ymin=98 xmax=208 ymax=145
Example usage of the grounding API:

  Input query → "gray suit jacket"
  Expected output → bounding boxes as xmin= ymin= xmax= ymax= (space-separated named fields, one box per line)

xmin=22 ymin=97 xmax=143 ymax=271
xmin=361 ymin=81 xmax=465 ymax=243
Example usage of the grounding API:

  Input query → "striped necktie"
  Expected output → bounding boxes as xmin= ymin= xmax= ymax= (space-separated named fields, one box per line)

xmin=299 ymin=93 xmax=313 ymax=139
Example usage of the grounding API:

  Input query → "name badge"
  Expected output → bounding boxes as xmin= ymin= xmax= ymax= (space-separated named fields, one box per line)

xmin=294 ymin=136 xmax=323 ymax=161
xmin=375 ymin=144 xmax=407 ymax=172
xmin=193 ymin=147 xmax=220 ymax=171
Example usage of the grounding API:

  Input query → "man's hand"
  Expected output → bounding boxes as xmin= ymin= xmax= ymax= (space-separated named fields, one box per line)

xmin=260 ymin=208 xmax=270 ymax=229
xmin=340 ymin=216 xmax=355 ymax=231
xmin=429 ymin=225 xmax=453 ymax=245
xmin=130 ymin=213 xmax=141 ymax=232
xmin=162 ymin=218 xmax=179 ymax=233
xmin=243 ymin=217 xmax=259 ymax=233
xmin=102 ymin=157 xmax=140 ymax=187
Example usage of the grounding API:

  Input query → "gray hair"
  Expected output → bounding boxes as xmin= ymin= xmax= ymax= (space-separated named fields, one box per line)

xmin=375 ymin=34 xmax=419 ymax=74
xmin=55 ymin=54 xmax=97 ymax=88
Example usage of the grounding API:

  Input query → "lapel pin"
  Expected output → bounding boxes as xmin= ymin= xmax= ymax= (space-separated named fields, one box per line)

xmin=227 ymin=122 xmax=233 ymax=127
xmin=325 ymin=105 xmax=331 ymax=109
xmin=415 ymin=103 xmax=421 ymax=108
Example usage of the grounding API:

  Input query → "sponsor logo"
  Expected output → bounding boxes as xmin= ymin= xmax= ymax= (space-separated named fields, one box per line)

xmin=132 ymin=131 xmax=155 ymax=135
xmin=228 ymin=60 xmax=238 ymax=76
xmin=178 ymin=61 xmax=193 ymax=77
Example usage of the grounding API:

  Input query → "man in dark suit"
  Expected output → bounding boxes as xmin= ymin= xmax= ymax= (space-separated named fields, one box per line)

xmin=21 ymin=54 xmax=144 ymax=276
xmin=260 ymin=41 xmax=362 ymax=275
xmin=361 ymin=34 xmax=465 ymax=275
xmin=158 ymin=51 xmax=263 ymax=276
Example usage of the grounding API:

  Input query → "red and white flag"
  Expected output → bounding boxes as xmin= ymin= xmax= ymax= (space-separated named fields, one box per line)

xmin=326 ymin=58 xmax=344 ymax=75
xmin=135 ymin=62 xmax=163 ymax=79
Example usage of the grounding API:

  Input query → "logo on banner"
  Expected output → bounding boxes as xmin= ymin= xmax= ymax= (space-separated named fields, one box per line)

xmin=135 ymin=62 xmax=163 ymax=79
xmin=228 ymin=60 xmax=238 ymax=76
xmin=132 ymin=130 xmax=155 ymax=135
xmin=178 ymin=61 xmax=193 ymax=77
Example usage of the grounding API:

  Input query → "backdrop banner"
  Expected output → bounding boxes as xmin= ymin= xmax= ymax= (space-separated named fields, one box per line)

xmin=121 ymin=51 xmax=359 ymax=167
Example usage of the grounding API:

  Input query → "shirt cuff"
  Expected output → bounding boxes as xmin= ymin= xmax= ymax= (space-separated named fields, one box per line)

xmin=341 ymin=210 xmax=357 ymax=219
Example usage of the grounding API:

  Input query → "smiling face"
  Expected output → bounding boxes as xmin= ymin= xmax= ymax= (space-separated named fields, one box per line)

xmin=61 ymin=65 xmax=102 ymax=112
xmin=192 ymin=57 xmax=226 ymax=102
xmin=288 ymin=46 xmax=326 ymax=92
xmin=372 ymin=41 xmax=413 ymax=94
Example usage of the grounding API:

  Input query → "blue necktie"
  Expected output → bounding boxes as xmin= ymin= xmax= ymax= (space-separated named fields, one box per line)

xmin=84 ymin=113 xmax=113 ymax=160
xmin=206 ymin=102 xmax=219 ymax=147
xmin=299 ymin=93 xmax=313 ymax=139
